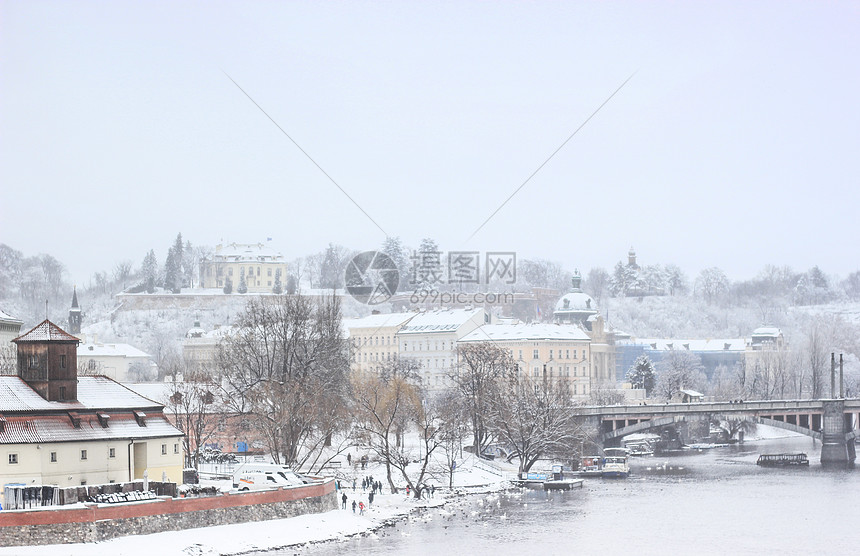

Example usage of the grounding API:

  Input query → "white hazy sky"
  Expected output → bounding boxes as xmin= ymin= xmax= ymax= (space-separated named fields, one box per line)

xmin=1 ymin=1 xmax=858 ymax=285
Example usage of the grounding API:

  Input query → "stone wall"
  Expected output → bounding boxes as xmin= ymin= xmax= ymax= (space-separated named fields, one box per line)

xmin=0 ymin=479 xmax=336 ymax=547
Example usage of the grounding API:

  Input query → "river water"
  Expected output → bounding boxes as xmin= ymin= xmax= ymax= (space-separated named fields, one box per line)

xmin=275 ymin=436 xmax=860 ymax=555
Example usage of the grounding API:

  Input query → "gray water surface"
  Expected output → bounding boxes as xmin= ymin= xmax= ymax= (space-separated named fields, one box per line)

xmin=271 ymin=437 xmax=860 ymax=555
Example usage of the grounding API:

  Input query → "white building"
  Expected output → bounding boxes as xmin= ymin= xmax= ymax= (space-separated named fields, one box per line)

xmin=2 ymin=320 xmax=183 ymax=488
xmin=397 ymin=308 xmax=490 ymax=389
xmin=198 ymin=242 xmax=288 ymax=293
xmin=458 ymin=322 xmax=594 ymax=397
xmin=78 ymin=340 xmax=157 ymax=382
xmin=347 ymin=312 xmax=417 ymax=374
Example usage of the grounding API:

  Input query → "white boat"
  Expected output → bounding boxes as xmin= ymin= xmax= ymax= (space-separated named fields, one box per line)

xmin=601 ymin=448 xmax=630 ymax=478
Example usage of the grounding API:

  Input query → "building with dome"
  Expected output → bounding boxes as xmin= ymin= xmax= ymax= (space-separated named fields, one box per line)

xmin=553 ymin=271 xmax=599 ymax=326
xmin=552 ymin=271 xmax=617 ymax=387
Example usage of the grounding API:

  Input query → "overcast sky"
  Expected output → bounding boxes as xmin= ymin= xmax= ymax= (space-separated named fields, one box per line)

xmin=2 ymin=1 xmax=858 ymax=286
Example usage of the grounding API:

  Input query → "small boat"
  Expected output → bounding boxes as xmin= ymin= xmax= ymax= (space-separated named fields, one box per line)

xmin=577 ymin=456 xmax=603 ymax=477
xmin=601 ymin=448 xmax=630 ymax=479
xmin=543 ymin=478 xmax=584 ymax=491
xmin=627 ymin=443 xmax=653 ymax=457
xmin=756 ymin=453 xmax=810 ymax=467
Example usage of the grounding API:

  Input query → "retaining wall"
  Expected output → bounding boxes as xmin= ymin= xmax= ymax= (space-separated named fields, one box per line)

xmin=0 ymin=479 xmax=336 ymax=547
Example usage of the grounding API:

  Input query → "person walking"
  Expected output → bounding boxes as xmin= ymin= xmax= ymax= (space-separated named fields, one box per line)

xmin=368 ymin=491 xmax=374 ymax=506
xmin=342 ymin=493 xmax=347 ymax=509
xmin=352 ymin=500 xmax=356 ymax=513
xmin=359 ymin=501 xmax=365 ymax=515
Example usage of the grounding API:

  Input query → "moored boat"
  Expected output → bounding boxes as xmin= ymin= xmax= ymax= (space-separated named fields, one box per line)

xmin=577 ymin=456 xmax=603 ymax=477
xmin=756 ymin=453 xmax=809 ymax=467
xmin=601 ymin=448 xmax=630 ymax=478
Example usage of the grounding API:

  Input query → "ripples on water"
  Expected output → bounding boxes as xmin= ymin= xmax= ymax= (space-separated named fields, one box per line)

xmin=270 ymin=437 xmax=860 ymax=556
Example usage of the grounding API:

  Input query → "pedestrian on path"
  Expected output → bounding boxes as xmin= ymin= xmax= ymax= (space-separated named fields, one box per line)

xmin=352 ymin=500 xmax=356 ymax=513
xmin=368 ymin=491 xmax=374 ymax=506
xmin=359 ymin=501 xmax=365 ymax=515
xmin=342 ymin=493 xmax=347 ymax=509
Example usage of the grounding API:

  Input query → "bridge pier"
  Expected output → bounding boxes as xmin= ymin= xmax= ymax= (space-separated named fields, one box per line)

xmin=820 ymin=400 xmax=856 ymax=466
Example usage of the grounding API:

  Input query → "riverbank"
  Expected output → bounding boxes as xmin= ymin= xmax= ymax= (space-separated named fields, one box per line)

xmin=0 ymin=457 xmax=512 ymax=555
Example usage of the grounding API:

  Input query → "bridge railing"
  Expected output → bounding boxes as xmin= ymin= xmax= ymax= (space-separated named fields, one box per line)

xmin=576 ymin=397 xmax=860 ymax=418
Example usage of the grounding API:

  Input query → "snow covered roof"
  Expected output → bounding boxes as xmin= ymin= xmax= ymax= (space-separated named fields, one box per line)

xmin=397 ymin=308 xmax=484 ymax=335
xmin=628 ymin=338 xmax=746 ymax=352
xmin=347 ymin=312 xmax=416 ymax=330
xmin=12 ymin=319 xmax=79 ymax=343
xmin=0 ymin=309 xmax=22 ymax=324
xmin=554 ymin=291 xmax=598 ymax=313
xmin=0 ymin=412 xmax=182 ymax=444
xmin=78 ymin=342 xmax=151 ymax=359
xmin=679 ymin=389 xmax=704 ymax=397
xmin=212 ymin=242 xmax=284 ymax=262
xmin=751 ymin=327 xmax=782 ymax=337
xmin=0 ymin=376 xmax=165 ymax=412
xmin=460 ymin=322 xmax=590 ymax=343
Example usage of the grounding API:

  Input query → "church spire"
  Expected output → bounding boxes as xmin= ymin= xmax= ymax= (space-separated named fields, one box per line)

xmin=68 ymin=286 xmax=81 ymax=334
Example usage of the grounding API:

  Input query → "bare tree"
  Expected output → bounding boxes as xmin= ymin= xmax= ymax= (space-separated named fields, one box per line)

xmin=451 ymin=342 xmax=512 ymax=455
xmin=217 ymin=294 xmax=350 ymax=466
xmin=165 ymin=366 xmax=221 ymax=469
xmin=351 ymin=359 xmax=422 ymax=494
xmin=485 ymin=369 xmax=583 ymax=474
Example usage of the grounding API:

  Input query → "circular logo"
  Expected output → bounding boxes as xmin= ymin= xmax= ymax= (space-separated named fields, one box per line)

xmin=344 ymin=251 xmax=399 ymax=305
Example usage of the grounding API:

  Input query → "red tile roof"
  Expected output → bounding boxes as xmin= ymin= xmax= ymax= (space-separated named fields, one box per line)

xmin=12 ymin=319 xmax=79 ymax=343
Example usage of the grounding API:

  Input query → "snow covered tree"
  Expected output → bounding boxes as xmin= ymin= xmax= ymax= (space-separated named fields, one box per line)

xmin=485 ymin=368 xmax=585 ymax=473
xmin=142 ymin=249 xmax=159 ymax=293
xmin=585 ymin=267 xmax=610 ymax=304
xmin=223 ymin=275 xmax=232 ymax=294
xmin=273 ymin=268 xmax=283 ymax=294
xmin=318 ymin=243 xmax=351 ymax=289
xmin=237 ymin=267 xmax=248 ymax=294
xmin=664 ymin=264 xmax=689 ymax=296
xmin=182 ymin=240 xmax=195 ymax=288
xmin=626 ymin=354 xmax=657 ymax=395
xmin=655 ymin=350 xmax=707 ymax=401
xmin=163 ymin=233 xmax=184 ymax=293
xmin=694 ymin=267 xmax=729 ymax=305
xmin=380 ymin=236 xmax=410 ymax=292
xmin=286 ymin=274 xmax=297 ymax=295
xmin=610 ymin=261 xmax=638 ymax=297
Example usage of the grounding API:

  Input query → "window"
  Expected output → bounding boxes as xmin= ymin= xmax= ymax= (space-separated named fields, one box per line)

xmin=8 ymin=453 xmax=18 ymax=464
xmin=81 ymin=450 xmax=88 ymax=461
xmin=573 ymin=350 xmax=577 ymax=359
xmin=566 ymin=350 xmax=570 ymax=359
xmin=60 ymin=354 xmax=66 ymax=368
xmin=161 ymin=444 xmax=167 ymax=455
xmin=228 ymin=268 xmax=233 ymax=276
xmin=50 ymin=452 xmax=57 ymax=463
xmin=267 ymin=268 xmax=272 ymax=276
xmin=59 ymin=386 xmax=66 ymax=400
xmin=174 ymin=443 xmax=179 ymax=454
xmin=109 ymin=448 xmax=115 ymax=458
xmin=533 ymin=349 xmax=539 ymax=359
xmin=533 ymin=367 xmax=539 ymax=377
xmin=549 ymin=349 xmax=554 ymax=360
xmin=28 ymin=355 xmax=38 ymax=368
xmin=518 ymin=350 xmax=523 ymax=360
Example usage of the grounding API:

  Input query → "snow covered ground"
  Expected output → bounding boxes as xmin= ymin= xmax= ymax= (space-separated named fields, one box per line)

xmin=0 ymin=455 xmax=514 ymax=556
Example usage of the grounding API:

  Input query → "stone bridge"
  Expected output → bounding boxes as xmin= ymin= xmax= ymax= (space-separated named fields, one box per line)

xmin=577 ymin=398 xmax=860 ymax=465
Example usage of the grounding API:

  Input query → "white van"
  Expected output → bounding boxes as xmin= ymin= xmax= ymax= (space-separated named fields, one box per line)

xmin=232 ymin=463 xmax=312 ymax=491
